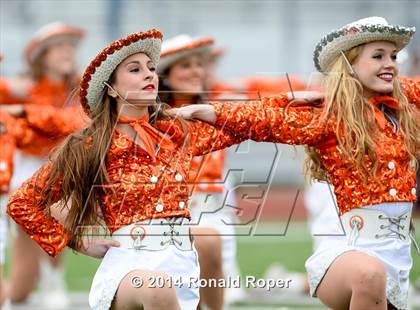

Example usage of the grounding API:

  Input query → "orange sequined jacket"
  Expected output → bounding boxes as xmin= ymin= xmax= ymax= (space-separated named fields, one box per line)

xmin=172 ymin=100 xmax=226 ymax=194
xmin=188 ymin=76 xmax=308 ymax=194
xmin=0 ymin=111 xmax=44 ymax=193
xmin=211 ymin=79 xmax=419 ymax=215
xmin=7 ymin=118 xmax=243 ymax=256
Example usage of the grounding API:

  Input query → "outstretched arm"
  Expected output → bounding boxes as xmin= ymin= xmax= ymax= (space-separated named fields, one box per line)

xmin=173 ymin=92 xmax=329 ymax=146
xmin=24 ymin=105 xmax=87 ymax=136
xmin=185 ymin=119 xmax=244 ymax=157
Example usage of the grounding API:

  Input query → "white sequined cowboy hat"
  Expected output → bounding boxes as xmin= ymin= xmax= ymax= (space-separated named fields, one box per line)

xmin=79 ymin=29 xmax=163 ymax=116
xmin=24 ymin=22 xmax=85 ymax=65
xmin=314 ymin=16 xmax=415 ymax=73
xmin=157 ymin=35 xmax=214 ymax=75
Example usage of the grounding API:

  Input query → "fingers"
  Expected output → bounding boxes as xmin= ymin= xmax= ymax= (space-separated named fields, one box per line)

xmin=166 ymin=108 xmax=180 ymax=117
xmin=168 ymin=107 xmax=193 ymax=120
xmin=107 ymin=239 xmax=121 ymax=248
xmin=291 ymin=91 xmax=323 ymax=100
xmin=100 ymin=238 xmax=120 ymax=249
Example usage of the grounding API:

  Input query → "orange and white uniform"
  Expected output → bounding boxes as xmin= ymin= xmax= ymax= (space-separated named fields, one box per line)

xmin=7 ymin=115 xmax=244 ymax=310
xmin=305 ymin=77 xmax=420 ymax=251
xmin=7 ymin=117 xmax=243 ymax=256
xmin=210 ymin=79 xmax=419 ymax=309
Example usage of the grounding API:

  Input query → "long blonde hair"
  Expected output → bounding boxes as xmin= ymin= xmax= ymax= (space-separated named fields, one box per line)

xmin=305 ymin=45 xmax=420 ymax=182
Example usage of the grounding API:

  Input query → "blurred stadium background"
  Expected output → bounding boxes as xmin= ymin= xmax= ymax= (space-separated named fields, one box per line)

xmin=1 ymin=0 xmax=419 ymax=309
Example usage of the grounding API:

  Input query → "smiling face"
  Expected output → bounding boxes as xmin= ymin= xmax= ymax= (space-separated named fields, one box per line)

xmin=167 ymin=53 xmax=205 ymax=95
xmin=110 ymin=52 xmax=158 ymax=104
xmin=43 ymin=40 xmax=77 ymax=76
xmin=352 ymin=41 xmax=399 ymax=98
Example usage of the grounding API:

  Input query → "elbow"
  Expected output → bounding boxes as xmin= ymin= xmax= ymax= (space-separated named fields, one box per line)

xmin=6 ymin=198 xmax=15 ymax=217
xmin=6 ymin=192 xmax=22 ymax=218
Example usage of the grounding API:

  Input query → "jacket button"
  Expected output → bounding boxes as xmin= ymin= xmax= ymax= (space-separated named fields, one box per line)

xmin=150 ymin=176 xmax=158 ymax=183
xmin=179 ymin=201 xmax=185 ymax=209
xmin=389 ymin=188 xmax=397 ymax=196
xmin=412 ymin=188 xmax=417 ymax=195
xmin=0 ymin=161 xmax=7 ymax=171
xmin=175 ymin=173 xmax=183 ymax=181
xmin=387 ymin=161 xmax=395 ymax=170
xmin=155 ymin=204 xmax=163 ymax=212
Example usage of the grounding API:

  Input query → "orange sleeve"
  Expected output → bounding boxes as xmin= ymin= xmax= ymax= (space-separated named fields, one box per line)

xmin=211 ymin=94 xmax=331 ymax=146
xmin=2 ymin=113 xmax=39 ymax=149
xmin=0 ymin=118 xmax=16 ymax=193
xmin=7 ymin=162 xmax=69 ymax=257
xmin=400 ymin=77 xmax=419 ymax=107
xmin=0 ymin=111 xmax=41 ymax=192
xmin=0 ymin=78 xmax=25 ymax=104
xmin=24 ymin=105 xmax=86 ymax=136
xmin=186 ymin=119 xmax=244 ymax=157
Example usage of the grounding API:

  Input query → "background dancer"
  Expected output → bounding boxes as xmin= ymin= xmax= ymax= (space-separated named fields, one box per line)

xmin=0 ymin=22 xmax=85 ymax=308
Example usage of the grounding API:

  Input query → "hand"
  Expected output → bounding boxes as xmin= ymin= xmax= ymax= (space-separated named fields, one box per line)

xmin=77 ymin=237 xmax=120 ymax=258
xmin=287 ymin=91 xmax=324 ymax=102
xmin=167 ymin=104 xmax=216 ymax=124
xmin=167 ymin=107 xmax=194 ymax=120
xmin=0 ymin=104 xmax=25 ymax=117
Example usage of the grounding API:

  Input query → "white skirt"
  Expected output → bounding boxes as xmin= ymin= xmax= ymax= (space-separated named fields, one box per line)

xmin=89 ymin=244 xmax=200 ymax=310
xmin=305 ymin=202 xmax=413 ymax=310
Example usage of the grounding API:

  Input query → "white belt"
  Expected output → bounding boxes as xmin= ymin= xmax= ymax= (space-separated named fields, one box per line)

xmin=340 ymin=208 xmax=412 ymax=246
xmin=112 ymin=217 xmax=193 ymax=252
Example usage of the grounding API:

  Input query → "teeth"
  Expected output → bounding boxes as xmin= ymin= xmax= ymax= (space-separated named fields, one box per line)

xmin=378 ymin=74 xmax=393 ymax=79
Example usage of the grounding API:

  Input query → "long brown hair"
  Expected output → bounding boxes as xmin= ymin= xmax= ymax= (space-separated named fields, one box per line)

xmin=41 ymin=71 xmax=180 ymax=250
xmin=305 ymin=45 xmax=420 ymax=182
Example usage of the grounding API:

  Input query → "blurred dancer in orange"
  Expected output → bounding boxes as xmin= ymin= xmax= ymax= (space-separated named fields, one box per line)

xmin=158 ymin=34 xmax=230 ymax=310
xmin=0 ymin=52 xmax=10 ymax=309
xmin=0 ymin=22 xmax=85 ymax=308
